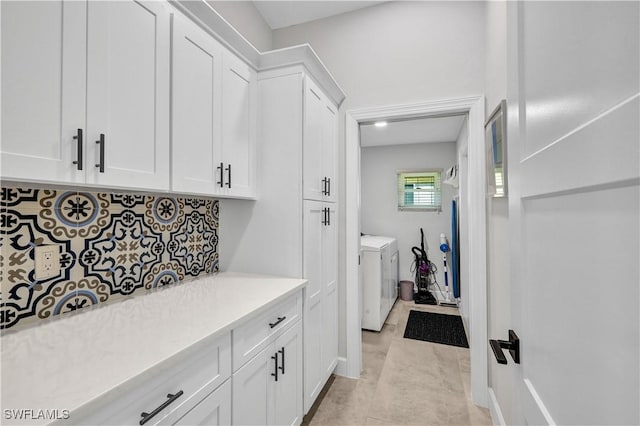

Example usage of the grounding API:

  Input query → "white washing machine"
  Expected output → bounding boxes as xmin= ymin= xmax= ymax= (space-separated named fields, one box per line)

xmin=361 ymin=235 xmax=399 ymax=331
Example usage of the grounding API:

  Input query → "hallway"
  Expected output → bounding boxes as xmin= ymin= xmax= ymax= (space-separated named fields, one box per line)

xmin=305 ymin=301 xmax=491 ymax=425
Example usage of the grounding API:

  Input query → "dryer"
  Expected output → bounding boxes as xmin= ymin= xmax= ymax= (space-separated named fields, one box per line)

xmin=361 ymin=235 xmax=399 ymax=331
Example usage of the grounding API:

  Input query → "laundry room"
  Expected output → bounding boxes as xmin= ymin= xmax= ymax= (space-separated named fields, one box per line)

xmin=359 ymin=114 xmax=470 ymax=328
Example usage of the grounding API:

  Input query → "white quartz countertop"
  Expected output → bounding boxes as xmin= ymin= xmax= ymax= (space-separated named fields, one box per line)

xmin=0 ymin=272 xmax=306 ymax=425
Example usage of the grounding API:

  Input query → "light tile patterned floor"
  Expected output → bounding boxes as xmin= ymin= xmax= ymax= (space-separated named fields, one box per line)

xmin=305 ymin=300 xmax=492 ymax=425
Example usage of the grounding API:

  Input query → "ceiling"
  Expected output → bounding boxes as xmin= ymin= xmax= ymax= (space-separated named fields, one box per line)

xmin=253 ymin=1 xmax=386 ymax=29
xmin=360 ymin=115 xmax=466 ymax=148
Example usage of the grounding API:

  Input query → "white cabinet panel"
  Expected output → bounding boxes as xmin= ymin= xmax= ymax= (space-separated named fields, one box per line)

xmin=303 ymin=78 xmax=325 ymax=202
xmin=86 ymin=0 xmax=170 ymax=190
xmin=221 ymin=52 xmax=257 ymax=198
xmin=322 ymin=205 xmax=338 ymax=377
xmin=303 ymin=76 xmax=338 ymax=203
xmin=273 ymin=322 xmax=303 ymax=426
xmin=232 ymin=347 xmax=271 ymax=426
xmin=175 ymin=380 xmax=231 ymax=426
xmin=303 ymin=201 xmax=338 ymax=412
xmin=232 ymin=314 xmax=303 ymax=426
xmin=171 ymin=13 xmax=223 ymax=195
xmin=1 ymin=0 xmax=86 ymax=184
xmin=321 ymin=103 xmax=338 ymax=203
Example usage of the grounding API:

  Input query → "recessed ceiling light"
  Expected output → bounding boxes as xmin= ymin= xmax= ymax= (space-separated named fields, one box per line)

xmin=374 ymin=121 xmax=387 ymax=128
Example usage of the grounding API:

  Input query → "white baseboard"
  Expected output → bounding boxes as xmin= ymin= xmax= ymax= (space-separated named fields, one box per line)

xmin=488 ymin=387 xmax=506 ymax=426
xmin=334 ymin=356 xmax=348 ymax=377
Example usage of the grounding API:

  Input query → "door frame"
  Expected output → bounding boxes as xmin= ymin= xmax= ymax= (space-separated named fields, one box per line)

xmin=343 ymin=95 xmax=489 ymax=407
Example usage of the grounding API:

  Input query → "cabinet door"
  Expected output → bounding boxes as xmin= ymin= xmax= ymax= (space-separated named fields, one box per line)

xmin=321 ymin=204 xmax=339 ymax=377
xmin=221 ymin=52 xmax=257 ymax=198
xmin=303 ymin=200 xmax=324 ymax=412
xmin=273 ymin=322 xmax=303 ymax=426
xmin=171 ymin=14 xmax=223 ymax=196
xmin=321 ymin=103 xmax=338 ymax=203
xmin=1 ymin=1 xmax=86 ymax=184
xmin=85 ymin=0 xmax=170 ymax=190
xmin=232 ymin=347 xmax=273 ymax=426
xmin=174 ymin=380 xmax=231 ymax=426
xmin=302 ymin=77 xmax=325 ymax=202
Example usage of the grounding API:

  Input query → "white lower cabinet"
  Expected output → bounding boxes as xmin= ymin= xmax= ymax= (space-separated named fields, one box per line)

xmin=175 ymin=380 xmax=231 ymax=426
xmin=232 ymin=320 xmax=303 ymax=426
xmin=70 ymin=333 xmax=231 ymax=426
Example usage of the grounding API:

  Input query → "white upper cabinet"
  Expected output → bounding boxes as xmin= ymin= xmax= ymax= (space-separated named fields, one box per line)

xmin=1 ymin=0 xmax=171 ymax=191
xmin=221 ymin=51 xmax=257 ymax=199
xmin=1 ymin=1 xmax=87 ymax=184
xmin=303 ymin=77 xmax=337 ymax=203
xmin=171 ymin=15 xmax=256 ymax=198
xmin=85 ymin=0 xmax=170 ymax=190
xmin=171 ymin=13 xmax=224 ymax=195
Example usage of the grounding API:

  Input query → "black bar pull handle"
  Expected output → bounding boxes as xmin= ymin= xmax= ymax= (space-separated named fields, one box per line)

xmin=269 ymin=316 xmax=286 ymax=329
xmin=95 ymin=134 xmax=105 ymax=173
xmin=216 ymin=162 xmax=224 ymax=187
xmin=271 ymin=353 xmax=278 ymax=382
xmin=327 ymin=177 xmax=331 ymax=197
xmin=225 ymin=164 xmax=231 ymax=188
xmin=139 ymin=390 xmax=184 ymax=425
xmin=72 ymin=128 xmax=83 ymax=170
xmin=327 ymin=207 xmax=331 ymax=226
xmin=489 ymin=330 xmax=520 ymax=365
xmin=278 ymin=347 xmax=285 ymax=375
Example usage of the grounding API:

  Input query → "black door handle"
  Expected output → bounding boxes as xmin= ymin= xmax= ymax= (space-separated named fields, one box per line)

xmin=327 ymin=177 xmax=331 ymax=196
xmin=489 ymin=330 xmax=520 ymax=364
xmin=72 ymin=128 xmax=83 ymax=170
xmin=327 ymin=207 xmax=330 ymax=226
xmin=321 ymin=207 xmax=327 ymax=226
xmin=95 ymin=134 xmax=105 ymax=173
xmin=217 ymin=162 xmax=224 ymax=187
xmin=269 ymin=316 xmax=286 ymax=328
xmin=271 ymin=353 xmax=278 ymax=382
xmin=278 ymin=346 xmax=285 ymax=375
xmin=139 ymin=390 xmax=184 ymax=425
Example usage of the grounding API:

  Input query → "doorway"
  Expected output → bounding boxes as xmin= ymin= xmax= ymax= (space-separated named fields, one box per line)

xmin=343 ymin=96 xmax=489 ymax=407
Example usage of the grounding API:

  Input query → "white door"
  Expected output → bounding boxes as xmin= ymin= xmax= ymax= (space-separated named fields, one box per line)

xmin=321 ymin=102 xmax=338 ymax=203
xmin=221 ymin=52 xmax=257 ymax=198
xmin=174 ymin=380 xmax=231 ymax=426
xmin=232 ymin=347 xmax=272 ymax=426
xmin=86 ymin=0 xmax=170 ymax=191
xmin=506 ymin=2 xmax=639 ymax=424
xmin=171 ymin=13 xmax=223 ymax=196
xmin=322 ymin=204 xmax=338 ymax=377
xmin=273 ymin=322 xmax=303 ymax=426
xmin=302 ymin=200 xmax=324 ymax=412
xmin=303 ymin=77 xmax=325 ymax=202
xmin=1 ymin=0 xmax=86 ymax=184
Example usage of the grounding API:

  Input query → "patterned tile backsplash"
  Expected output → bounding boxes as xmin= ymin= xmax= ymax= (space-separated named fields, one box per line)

xmin=0 ymin=187 xmax=219 ymax=330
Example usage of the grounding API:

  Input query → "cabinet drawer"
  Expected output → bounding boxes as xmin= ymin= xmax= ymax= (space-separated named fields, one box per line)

xmin=174 ymin=379 xmax=231 ymax=426
xmin=71 ymin=333 xmax=231 ymax=425
xmin=233 ymin=292 xmax=301 ymax=371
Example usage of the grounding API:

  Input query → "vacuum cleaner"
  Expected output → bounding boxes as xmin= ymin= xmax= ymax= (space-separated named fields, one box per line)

xmin=439 ymin=233 xmax=457 ymax=307
xmin=411 ymin=228 xmax=438 ymax=305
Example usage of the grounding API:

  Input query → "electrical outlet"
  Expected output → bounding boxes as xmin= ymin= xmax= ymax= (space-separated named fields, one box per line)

xmin=34 ymin=245 xmax=61 ymax=280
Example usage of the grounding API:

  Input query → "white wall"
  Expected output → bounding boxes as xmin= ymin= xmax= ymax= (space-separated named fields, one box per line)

xmin=483 ymin=1 xmax=511 ymax=425
xmin=361 ymin=142 xmax=457 ymax=289
xmin=273 ymin=1 xmax=486 ymax=358
xmin=207 ymin=1 xmax=273 ymax=52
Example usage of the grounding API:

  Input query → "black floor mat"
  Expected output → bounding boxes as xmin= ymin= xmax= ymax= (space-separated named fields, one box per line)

xmin=403 ymin=310 xmax=469 ymax=348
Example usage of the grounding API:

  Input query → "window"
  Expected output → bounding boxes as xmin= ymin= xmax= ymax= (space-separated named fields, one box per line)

xmin=397 ymin=171 xmax=442 ymax=211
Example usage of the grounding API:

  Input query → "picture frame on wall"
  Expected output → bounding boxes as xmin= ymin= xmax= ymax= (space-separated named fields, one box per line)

xmin=485 ymin=100 xmax=507 ymax=197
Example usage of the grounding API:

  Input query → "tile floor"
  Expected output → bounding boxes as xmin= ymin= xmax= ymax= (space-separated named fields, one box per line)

xmin=305 ymin=300 xmax=492 ymax=425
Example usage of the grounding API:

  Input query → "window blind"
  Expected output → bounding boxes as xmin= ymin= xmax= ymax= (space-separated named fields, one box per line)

xmin=397 ymin=171 xmax=442 ymax=211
